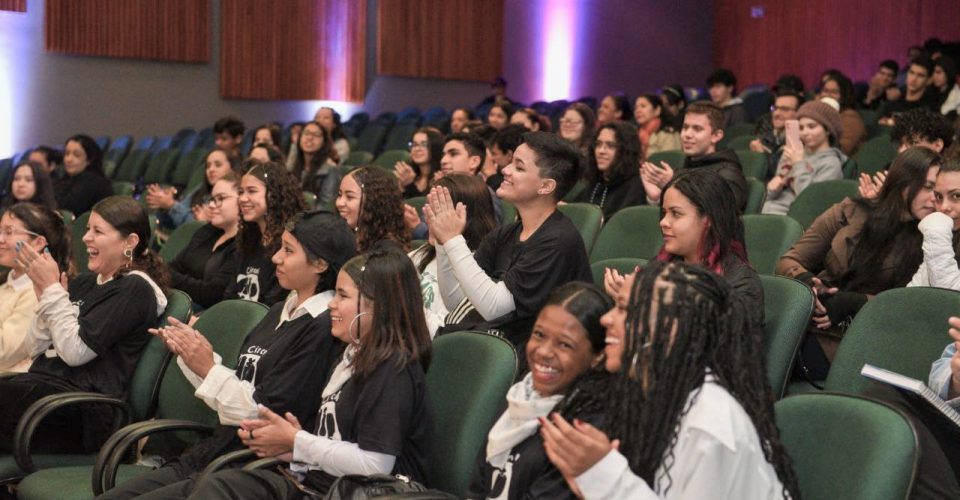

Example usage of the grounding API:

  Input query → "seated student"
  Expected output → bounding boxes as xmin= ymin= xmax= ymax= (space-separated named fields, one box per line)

xmin=752 ymin=89 xmax=804 ymax=180
xmin=763 ymin=100 xmax=846 ymax=215
xmin=659 ymin=84 xmax=687 ymax=125
xmin=640 ymin=101 xmax=748 ymax=212
xmin=251 ymin=124 xmax=281 ymax=149
xmin=707 ymin=68 xmax=748 ymax=128
xmin=880 ymin=56 xmax=940 ymax=126
xmin=933 ymin=57 xmax=960 ymax=117
xmin=818 ymin=71 xmax=867 ymax=157
xmin=289 ymin=121 xmax=341 ymax=208
xmin=857 ymin=59 xmax=899 ymax=111
xmin=776 ymin=147 xmax=941 ymax=378
xmin=426 ymin=132 xmax=592 ymax=353
xmin=596 ymin=94 xmax=631 ymax=126
xmin=634 ymin=94 xmax=681 ymax=159
xmin=97 ymin=210 xmax=356 ymax=500
xmin=213 ymin=116 xmax=245 ymax=158
xmin=0 ymin=196 xmax=167 ymax=453
xmin=335 ymin=167 xmax=410 ymax=253
xmin=558 ymin=103 xmax=597 ymax=158
xmin=488 ymin=102 xmax=515 ymax=130
xmin=224 ymin=160 xmax=306 ymax=307
xmin=572 ymin=122 xmax=646 ymax=219
xmin=53 ymin=134 xmax=113 ymax=216
xmin=0 ymin=160 xmax=57 ymax=211
xmin=541 ymin=261 xmax=799 ymax=500
xmin=314 ymin=107 xmax=350 ymax=163
xmin=440 ymin=132 xmax=503 ymax=221
xmin=0 ymin=203 xmax=71 ymax=372
xmin=451 ymin=107 xmax=477 ymax=134
xmin=486 ymin=125 xmax=527 ymax=191
xmin=511 ymin=108 xmax=552 ymax=132
xmin=908 ymin=159 xmax=960 ymax=288
xmin=147 ymin=148 xmax=242 ymax=230
xmin=167 ymin=173 xmax=241 ymax=311
xmin=467 ymin=282 xmax=611 ymax=500
xmin=28 ymin=146 xmax=64 ymax=181
xmin=607 ymin=169 xmax=763 ymax=328
xmin=410 ymin=174 xmax=496 ymax=336
xmin=395 ymin=127 xmax=444 ymax=198
xmin=249 ymin=143 xmax=285 ymax=165
xmin=187 ymin=249 xmax=433 ymax=499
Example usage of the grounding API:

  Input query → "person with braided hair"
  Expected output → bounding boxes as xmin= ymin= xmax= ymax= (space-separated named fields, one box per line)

xmin=541 ymin=261 xmax=800 ymax=499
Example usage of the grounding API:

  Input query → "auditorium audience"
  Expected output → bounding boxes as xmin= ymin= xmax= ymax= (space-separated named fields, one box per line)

xmin=932 ymin=56 xmax=960 ymax=116
xmin=659 ymin=84 xmax=687 ymax=124
xmin=880 ymin=56 xmax=940 ymax=125
xmin=486 ymin=125 xmax=527 ymax=191
xmin=777 ymin=147 xmax=941 ymax=378
xmin=252 ymin=124 xmax=281 ymax=149
xmin=336 ymin=166 xmax=410 ymax=253
xmin=857 ymin=59 xmax=900 ymax=110
xmin=572 ymin=121 xmax=646 ymax=219
xmin=314 ymin=107 xmax=351 ymax=162
xmin=53 ymin=134 xmax=113 ymax=216
xmin=166 ymin=173 xmax=240 ymax=310
xmin=596 ymin=94 xmax=631 ymax=126
xmin=467 ymin=282 xmax=611 ymax=499
xmin=908 ymin=158 xmax=960 ymax=288
xmin=707 ymin=68 xmax=748 ymax=128
xmin=752 ymin=90 xmax=804 ymax=180
xmin=541 ymin=261 xmax=799 ymax=500
xmin=213 ymin=116 xmax=245 ymax=157
xmin=395 ymin=127 xmax=444 ymax=198
xmin=633 ymin=94 xmax=680 ymax=159
xmin=763 ymin=100 xmax=846 ymax=215
xmin=1 ymin=160 xmax=57 ymax=211
xmin=27 ymin=146 xmax=63 ymax=180
xmin=0 ymin=203 xmax=71 ymax=372
xmin=97 ymin=210 xmax=356 ymax=499
xmin=288 ymin=121 xmax=341 ymax=208
xmin=818 ymin=70 xmax=867 ymax=156
xmin=451 ymin=107 xmax=477 ymax=134
xmin=0 ymin=196 xmax=167 ymax=453
xmin=558 ymin=103 xmax=596 ymax=157
xmin=224 ymin=160 xmax=306 ymax=307
xmin=511 ymin=108 xmax=551 ymax=132
xmin=188 ymin=249 xmax=433 ymax=498
xmin=488 ymin=102 xmax=515 ymax=130
xmin=148 ymin=148 xmax=241 ymax=230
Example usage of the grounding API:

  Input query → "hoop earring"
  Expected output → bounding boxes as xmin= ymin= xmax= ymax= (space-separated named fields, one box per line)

xmin=347 ymin=312 xmax=370 ymax=345
xmin=123 ymin=247 xmax=134 ymax=270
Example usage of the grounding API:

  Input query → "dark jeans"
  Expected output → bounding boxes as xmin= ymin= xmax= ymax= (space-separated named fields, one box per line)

xmin=0 ymin=377 xmax=88 ymax=454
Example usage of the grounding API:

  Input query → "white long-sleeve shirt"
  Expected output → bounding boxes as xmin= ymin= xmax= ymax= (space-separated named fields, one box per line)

xmin=908 ymin=211 xmax=960 ymax=289
xmin=575 ymin=381 xmax=784 ymax=500
xmin=436 ymin=235 xmax=515 ymax=321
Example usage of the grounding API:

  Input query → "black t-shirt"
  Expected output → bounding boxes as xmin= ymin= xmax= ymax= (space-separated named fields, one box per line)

xmin=53 ymin=170 xmax=113 ymax=216
xmin=169 ymin=224 xmax=237 ymax=309
xmin=466 ymin=210 xmax=592 ymax=345
xmin=572 ymin=174 xmax=647 ymax=220
xmin=23 ymin=273 xmax=159 ymax=448
xmin=468 ymin=432 xmax=575 ymax=500
xmin=178 ymin=305 xmax=343 ymax=470
xmin=223 ymin=245 xmax=284 ymax=306
xmin=303 ymin=355 xmax=433 ymax=493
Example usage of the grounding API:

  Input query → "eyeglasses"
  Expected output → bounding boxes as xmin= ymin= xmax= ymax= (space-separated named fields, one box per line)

xmin=770 ymin=105 xmax=797 ymax=113
xmin=204 ymin=194 xmax=235 ymax=208
xmin=0 ymin=226 xmax=40 ymax=239
xmin=301 ymin=131 xmax=324 ymax=139
xmin=408 ymin=141 xmax=429 ymax=150
xmin=560 ymin=119 xmax=583 ymax=126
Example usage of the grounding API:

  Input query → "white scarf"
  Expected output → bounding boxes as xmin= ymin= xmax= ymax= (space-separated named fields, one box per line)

xmin=485 ymin=373 xmax=563 ymax=468
xmin=322 ymin=344 xmax=356 ymax=399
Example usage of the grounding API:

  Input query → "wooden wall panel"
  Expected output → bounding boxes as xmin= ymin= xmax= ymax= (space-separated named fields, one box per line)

xmin=0 ymin=0 xmax=26 ymax=12
xmin=45 ymin=0 xmax=209 ymax=62
xmin=714 ymin=0 xmax=960 ymax=88
xmin=378 ymin=0 xmax=503 ymax=82
xmin=220 ymin=0 xmax=366 ymax=101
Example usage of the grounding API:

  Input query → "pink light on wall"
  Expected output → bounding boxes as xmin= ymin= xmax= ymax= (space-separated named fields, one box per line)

xmin=542 ymin=0 xmax=578 ymax=101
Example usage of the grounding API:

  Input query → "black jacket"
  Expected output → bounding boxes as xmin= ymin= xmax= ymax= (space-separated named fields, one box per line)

xmin=683 ymin=149 xmax=748 ymax=212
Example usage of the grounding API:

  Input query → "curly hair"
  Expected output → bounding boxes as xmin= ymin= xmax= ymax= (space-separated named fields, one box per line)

xmin=601 ymin=261 xmax=799 ymax=499
xmin=236 ymin=159 xmax=306 ymax=255
xmin=891 ymin=108 xmax=954 ymax=150
xmin=586 ymin=121 xmax=641 ymax=185
xmin=347 ymin=167 xmax=410 ymax=252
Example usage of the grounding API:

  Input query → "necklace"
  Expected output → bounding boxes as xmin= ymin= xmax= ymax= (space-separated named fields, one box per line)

xmin=589 ymin=182 xmax=608 ymax=208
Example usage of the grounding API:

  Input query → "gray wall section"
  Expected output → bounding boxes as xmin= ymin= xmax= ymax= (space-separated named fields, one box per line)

xmin=2 ymin=0 xmax=712 ymax=157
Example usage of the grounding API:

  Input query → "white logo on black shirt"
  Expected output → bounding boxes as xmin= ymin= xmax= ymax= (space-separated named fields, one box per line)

xmin=488 ymin=452 xmax=520 ymax=499
xmin=235 ymin=345 xmax=267 ymax=383
xmin=315 ymin=390 xmax=342 ymax=440
xmin=236 ymin=267 xmax=261 ymax=301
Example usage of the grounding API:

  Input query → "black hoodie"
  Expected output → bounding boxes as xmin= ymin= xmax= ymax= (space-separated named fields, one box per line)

xmin=682 ymin=148 xmax=748 ymax=212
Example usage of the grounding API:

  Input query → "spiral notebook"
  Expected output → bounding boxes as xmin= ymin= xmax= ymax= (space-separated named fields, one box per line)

xmin=861 ymin=363 xmax=960 ymax=428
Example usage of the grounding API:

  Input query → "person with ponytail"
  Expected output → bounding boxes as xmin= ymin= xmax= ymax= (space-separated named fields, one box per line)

xmin=0 ymin=196 xmax=168 ymax=454
xmin=225 ymin=160 xmax=306 ymax=306
xmin=98 ymin=210 xmax=356 ymax=499
xmin=187 ymin=249 xmax=433 ymax=498
xmin=541 ymin=261 xmax=800 ymax=500
xmin=467 ymin=282 xmax=611 ymax=499
xmin=0 ymin=202 xmax=71 ymax=371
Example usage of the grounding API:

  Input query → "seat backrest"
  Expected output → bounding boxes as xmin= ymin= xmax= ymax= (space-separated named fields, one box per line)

xmin=405 ymin=196 xmax=427 ymax=214
xmin=557 ymin=203 xmax=603 ymax=255
xmin=426 ymin=331 xmax=517 ymax=496
xmin=786 ymin=180 xmax=858 ymax=229
xmin=127 ymin=289 xmax=193 ymax=421
xmin=382 ymin=123 xmax=419 ymax=152
xmin=590 ymin=258 xmax=647 ymax=286
xmin=355 ymin=124 xmax=389 ymax=155
xmin=71 ymin=211 xmax=92 ymax=273
xmin=142 ymin=149 xmax=181 ymax=185
xmin=825 ymin=287 xmax=960 ymax=394
xmin=853 ymin=135 xmax=897 ymax=176
xmin=154 ymin=300 xmax=269 ymax=428
xmin=647 ymin=150 xmax=685 ymax=171
xmin=372 ymin=149 xmax=411 ymax=169
xmin=775 ymin=393 xmax=918 ymax=500
xmin=500 ymin=200 xmax=516 ymax=225
xmin=744 ymin=177 xmax=766 ymax=215
xmin=302 ymin=191 xmax=318 ymax=209
xmin=760 ymin=275 xmax=814 ymax=398
xmin=726 ymin=135 xmax=755 ymax=152
xmin=744 ymin=214 xmax=803 ymax=274
xmin=113 ymin=149 xmax=152 ymax=182
xmin=736 ymin=150 xmax=767 ymax=179
xmin=159 ymin=220 xmax=207 ymax=263
xmin=170 ymin=148 xmax=208 ymax=188
xmin=590 ymin=205 xmax=663 ymax=263
xmin=344 ymin=150 xmax=374 ymax=167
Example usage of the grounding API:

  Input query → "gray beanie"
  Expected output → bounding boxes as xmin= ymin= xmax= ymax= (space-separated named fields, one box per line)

xmin=798 ymin=100 xmax=843 ymax=142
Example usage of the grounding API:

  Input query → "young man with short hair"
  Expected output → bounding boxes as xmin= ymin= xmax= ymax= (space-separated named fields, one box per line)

xmin=641 ymin=101 xmax=748 ymax=212
xmin=441 ymin=132 xmax=486 ymax=176
xmin=486 ymin=124 xmax=526 ymax=190
xmin=213 ymin=116 xmax=245 ymax=156
xmin=881 ymin=57 xmax=939 ymax=124
xmin=858 ymin=59 xmax=900 ymax=110
xmin=750 ymin=91 xmax=804 ymax=180
xmin=707 ymin=68 xmax=748 ymax=128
